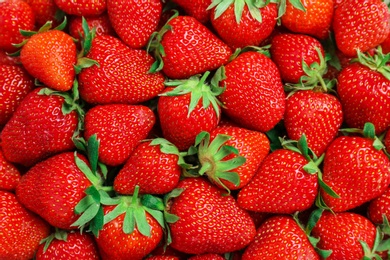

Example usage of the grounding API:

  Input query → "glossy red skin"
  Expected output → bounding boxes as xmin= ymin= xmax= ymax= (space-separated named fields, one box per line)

xmin=84 ymin=104 xmax=156 ymax=167
xmin=188 ymin=254 xmax=225 ymax=260
xmin=107 ymin=0 xmax=161 ymax=49
xmin=171 ymin=0 xmax=212 ymax=23
xmin=368 ymin=186 xmax=390 ymax=224
xmin=0 ymin=0 xmax=35 ymax=52
xmin=54 ymin=0 xmax=106 ymax=16
xmin=78 ymin=35 xmax=165 ymax=105
xmin=35 ymin=232 xmax=100 ymax=260
xmin=321 ymin=136 xmax=390 ymax=212
xmin=0 ymin=190 xmax=51 ymax=259
xmin=210 ymin=3 xmax=277 ymax=50
xmin=284 ymin=90 xmax=343 ymax=156
xmin=0 ymin=148 xmax=21 ymax=191
xmin=160 ymin=15 xmax=232 ymax=79
xmin=237 ymin=149 xmax=318 ymax=214
xmin=169 ymin=178 xmax=256 ymax=255
xmin=242 ymin=215 xmax=319 ymax=260
xmin=0 ymin=88 xmax=78 ymax=167
xmin=312 ymin=211 xmax=376 ymax=260
xmin=96 ymin=205 xmax=163 ymax=260
xmin=270 ymin=33 xmax=325 ymax=84
xmin=158 ymin=87 xmax=220 ymax=151
xmin=16 ymin=152 xmax=92 ymax=229
xmin=333 ymin=0 xmax=390 ymax=57
xmin=218 ymin=51 xmax=286 ymax=133
xmin=20 ymin=30 xmax=77 ymax=92
xmin=26 ymin=0 xmax=61 ymax=27
xmin=0 ymin=64 xmax=34 ymax=125
xmin=385 ymin=129 xmax=390 ymax=154
xmin=337 ymin=62 xmax=390 ymax=134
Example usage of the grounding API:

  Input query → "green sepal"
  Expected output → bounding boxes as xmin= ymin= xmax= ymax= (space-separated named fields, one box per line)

xmin=353 ymin=46 xmax=390 ymax=80
xmin=340 ymin=122 xmax=385 ymax=151
xmin=277 ymin=0 xmax=306 ymax=19
xmin=149 ymin=138 xmax=192 ymax=169
xmin=360 ymin=227 xmax=386 ymax=260
xmin=141 ymin=194 xmax=165 ymax=211
xmin=40 ymin=228 xmax=68 ymax=253
xmin=88 ymin=206 xmax=104 ymax=237
xmin=133 ymin=207 xmax=150 ymax=236
xmin=144 ymin=207 xmax=165 ymax=230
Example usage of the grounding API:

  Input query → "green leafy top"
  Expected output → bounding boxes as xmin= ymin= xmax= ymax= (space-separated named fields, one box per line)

xmin=339 ymin=122 xmax=386 ymax=151
xmin=39 ymin=228 xmax=68 ymax=253
xmin=276 ymin=0 xmax=306 ymax=19
xmin=353 ymin=46 xmax=390 ymax=80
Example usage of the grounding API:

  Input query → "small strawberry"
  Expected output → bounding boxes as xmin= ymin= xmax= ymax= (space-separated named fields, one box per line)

xmin=107 ymin=0 xmax=162 ymax=49
xmin=171 ymin=0 xmax=212 ymax=23
xmin=332 ymin=0 xmax=390 ymax=57
xmin=168 ymin=177 xmax=256 ymax=254
xmin=26 ymin=0 xmax=62 ymax=27
xmin=0 ymin=148 xmax=21 ymax=191
xmin=54 ymin=0 xmax=106 ymax=16
xmin=209 ymin=1 xmax=278 ymax=50
xmin=83 ymin=104 xmax=156 ymax=167
xmin=368 ymin=186 xmax=390 ymax=225
xmin=78 ymin=35 xmax=165 ymax=105
xmin=0 ymin=190 xmax=51 ymax=260
xmin=148 ymin=14 xmax=232 ymax=79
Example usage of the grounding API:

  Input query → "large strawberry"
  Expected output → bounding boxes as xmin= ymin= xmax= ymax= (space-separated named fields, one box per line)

xmin=0 ymin=148 xmax=21 ymax=191
xmin=168 ymin=177 xmax=256 ymax=254
xmin=332 ymin=0 xmax=390 ymax=57
xmin=54 ymin=0 xmax=106 ymax=16
xmin=209 ymin=0 xmax=278 ymax=50
xmin=78 ymin=35 xmax=165 ymax=105
xmin=0 ymin=87 xmax=78 ymax=167
xmin=148 ymin=14 xmax=232 ymax=79
xmin=107 ymin=0 xmax=162 ymax=49
xmin=0 ymin=190 xmax=51 ymax=260
xmin=216 ymin=49 xmax=286 ymax=132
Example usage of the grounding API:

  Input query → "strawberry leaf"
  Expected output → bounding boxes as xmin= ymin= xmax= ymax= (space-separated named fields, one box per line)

xmin=134 ymin=207 xmax=150 ymax=237
xmin=123 ymin=207 xmax=136 ymax=235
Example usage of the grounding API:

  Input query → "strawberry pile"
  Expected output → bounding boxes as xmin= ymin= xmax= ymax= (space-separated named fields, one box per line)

xmin=1 ymin=0 xmax=390 ymax=259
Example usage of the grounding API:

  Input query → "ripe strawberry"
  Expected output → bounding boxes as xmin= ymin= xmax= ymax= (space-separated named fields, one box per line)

xmin=107 ymin=0 xmax=162 ymax=49
xmin=0 ymin=87 xmax=78 ymax=167
xmin=114 ymin=138 xmax=183 ymax=195
xmin=385 ymin=129 xmax=390 ymax=154
xmin=0 ymin=148 xmax=21 ymax=191
xmin=368 ymin=186 xmax=390 ymax=225
xmin=54 ymin=0 xmax=106 ymax=16
xmin=209 ymin=1 xmax=278 ymax=49
xmin=168 ymin=177 xmax=256 ymax=254
xmin=280 ymin=0 xmax=334 ymax=40
xmin=147 ymin=256 xmax=180 ymax=260
xmin=216 ymin=50 xmax=286 ymax=132
xmin=83 ymin=104 xmax=156 ymax=167
xmin=148 ymin=15 xmax=232 ymax=79
xmin=171 ymin=0 xmax=212 ymax=23
xmin=0 ymin=190 xmax=51 ymax=260
xmin=242 ymin=215 xmax=319 ymax=259
xmin=68 ymin=14 xmax=115 ymax=43
xmin=332 ymin=0 xmax=390 ymax=57
xmin=0 ymin=64 xmax=34 ymax=125
xmin=311 ymin=211 xmax=377 ymax=260
xmin=188 ymin=254 xmax=225 ymax=260
xmin=320 ymin=135 xmax=390 ymax=212
xmin=270 ymin=33 xmax=325 ymax=84
xmin=78 ymin=35 xmax=165 ymax=105
xmin=0 ymin=0 xmax=35 ymax=52
xmin=26 ymin=0 xmax=62 ymax=27
xmin=36 ymin=230 xmax=100 ymax=260
xmin=0 ymin=49 xmax=20 ymax=65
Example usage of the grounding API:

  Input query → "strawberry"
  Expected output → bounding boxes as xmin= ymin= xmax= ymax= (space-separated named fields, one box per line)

xmin=157 ymin=72 xmax=222 ymax=151
xmin=0 ymin=49 xmax=20 ymax=65
xmin=188 ymin=254 xmax=225 ymax=260
xmin=147 ymin=257 xmax=180 ymax=260
xmin=113 ymin=138 xmax=184 ymax=195
xmin=148 ymin=14 xmax=232 ymax=79
xmin=0 ymin=0 xmax=35 ymax=52
xmin=332 ymin=0 xmax=390 ymax=57
xmin=0 ymin=64 xmax=34 ymax=125
xmin=83 ymin=104 xmax=156 ymax=167
xmin=0 ymin=190 xmax=51 ymax=260
xmin=320 ymin=134 xmax=390 ymax=212
xmin=242 ymin=215 xmax=319 ymax=259
xmin=311 ymin=211 xmax=377 ymax=260
xmin=216 ymin=50 xmax=286 ymax=132
xmin=0 ymin=87 xmax=78 ymax=167
xmin=26 ymin=0 xmax=62 ymax=27
xmin=54 ymin=0 xmax=106 ymax=16
xmin=385 ymin=129 xmax=390 ymax=154
xmin=168 ymin=177 xmax=256 ymax=254
xmin=68 ymin=14 xmax=115 ymax=43
xmin=336 ymin=49 xmax=390 ymax=134
xmin=36 ymin=229 xmax=100 ymax=260
xmin=0 ymin=148 xmax=21 ymax=191
xmin=280 ymin=0 xmax=334 ymax=40
xmin=107 ymin=0 xmax=162 ymax=49
xmin=368 ymin=186 xmax=390 ymax=225
xmin=78 ymin=35 xmax=165 ymax=105
xmin=171 ymin=0 xmax=212 ymax=23
xmin=209 ymin=1 xmax=278 ymax=50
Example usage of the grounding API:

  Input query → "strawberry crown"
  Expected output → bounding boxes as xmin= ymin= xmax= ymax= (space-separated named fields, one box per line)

xmin=339 ymin=122 xmax=386 ymax=151
xmin=353 ymin=46 xmax=390 ymax=81
xmin=275 ymin=0 xmax=306 ymax=19
xmin=39 ymin=228 xmax=69 ymax=253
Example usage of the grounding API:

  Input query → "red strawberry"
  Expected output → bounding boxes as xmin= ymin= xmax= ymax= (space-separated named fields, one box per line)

xmin=54 ymin=0 xmax=106 ymax=16
xmin=26 ymin=0 xmax=62 ymax=27
xmin=0 ymin=0 xmax=35 ymax=52
xmin=216 ymin=50 xmax=286 ymax=132
xmin=168 ymin=177 xmax=256 ymax=254
xmin=114 ymin=138 xmax=183 ymax=195
xmin=0 ymin=64 xmax=34 ymax=125
xmin=242 ymin=215 xmax=319 ymax=259
xmin=280 ymin=0 xmax=334 ymax=40
xmin=0 ymin=190 xmax=51 ymax=260
xmin=68 ymin=14 xmax=115 ymax=43
xmin=148 ymin=15 xmax=232 ymax=79
xmin=320 ymin=135 xmax=390 ymax=212
xmin=0 ymin=49 xmax=20 ymax=65
xmin=368 ymin=186 xmax=390 ymax=224
xmin=188 ymin=254 xmax=225 ymax=260
xmin=84 ymin=104 xmax=155 ymax=167
xmin=36 ymin=230 xmax=100 ymax=260
xmin=332 ymin=0 xmax=390 ymax=57
xmin=0 ymin=148 xmax=21 ymax=191
xmin=311 ymin=211 xmax=377 ymax=260
xmin=20 ymin=28 xmax=77 ymax=92
xmin=171 ymin=0 xmax=212 ymax=23
xmin=0 ymin=87 xmax=78 ymax=167
xmin=147 ymin=256 xmax=180 ymax=260
xmin=107 ymin=0 xmax=162 ymax=49
xmin=78 ymin=35 xmax=165 ymax=105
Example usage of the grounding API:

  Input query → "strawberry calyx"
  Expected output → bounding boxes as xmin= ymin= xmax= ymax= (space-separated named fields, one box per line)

xmin=360 ymin=225 xmax=390 ymax=260
xmin=39 ymin=228 xmax=68 ymax=253
xmin=353 ymin=46 xmax=390 ymax=80
xmin=275 ymin=0 xmax=306 ymax=19
xmin=339 ymin=122 xmax=386 ymax=151
xmin=161 ymin=71 xmax=225 ymax=118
